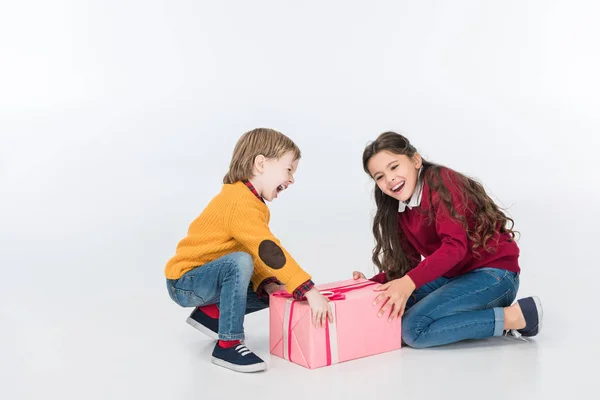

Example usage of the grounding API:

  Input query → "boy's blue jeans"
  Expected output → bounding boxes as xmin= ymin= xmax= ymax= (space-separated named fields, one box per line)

xmin=402 ymin=267 xmax=519 ymax=348
xmin=166 ymin=252 xmax=269 ymax=341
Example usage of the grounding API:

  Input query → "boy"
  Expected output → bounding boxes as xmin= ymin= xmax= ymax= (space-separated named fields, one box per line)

xmin=164 ymin=128 xmax=332 ymax=373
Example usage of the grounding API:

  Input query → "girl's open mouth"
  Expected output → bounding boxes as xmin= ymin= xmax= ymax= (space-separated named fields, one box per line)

xmin=392 ymin=181 xmax=405 ymax=193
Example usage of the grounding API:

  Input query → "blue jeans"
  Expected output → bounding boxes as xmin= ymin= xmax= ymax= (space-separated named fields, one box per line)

xmin=402 ymin=267 xmax=519 ymax=348
xmin=165 ymin=252 xmax=269 ymax=340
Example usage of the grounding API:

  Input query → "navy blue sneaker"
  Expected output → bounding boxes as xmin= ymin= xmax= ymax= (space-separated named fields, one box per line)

xmin=186 ymin=307 xmax=219 ymax=340
xmin=211 ymin=342 xmax=266 ymax=373
xmin=506 ymin=296 xmax=543 ymax=340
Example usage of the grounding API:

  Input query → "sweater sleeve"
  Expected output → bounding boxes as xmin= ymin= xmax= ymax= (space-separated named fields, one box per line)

xmin=406 ymin=171 xmax=468 ymax=288
xmin=369 ymin=271 xmax=387 ymax=284
xmin=369 ymin=234 xmax=421 ymax=284
xmin=400 ymin=230 xmax=422 ymax=272
xmin=368 ymin=222 xmax=422 ymax=284
xmin=228 ymin=202 xmax=312 ymax=294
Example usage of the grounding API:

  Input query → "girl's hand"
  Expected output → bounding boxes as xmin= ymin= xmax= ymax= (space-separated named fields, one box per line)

xmin=305 ymin=288 xmax=334 ymax=328
xmin=352 ymin=271 xmax=366 ymax=280
xmin=373 ymin=275 xmax=416 ymax=320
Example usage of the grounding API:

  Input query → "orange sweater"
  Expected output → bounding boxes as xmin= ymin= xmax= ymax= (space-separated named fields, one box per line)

xmin=164 ymin=181 xmax=312 ymax=294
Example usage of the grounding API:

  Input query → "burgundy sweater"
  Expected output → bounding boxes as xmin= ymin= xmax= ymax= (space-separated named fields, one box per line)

xmin=371 ymin=167 xmax=520 ymax=288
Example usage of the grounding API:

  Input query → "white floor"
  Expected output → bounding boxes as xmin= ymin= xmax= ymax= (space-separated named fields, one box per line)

xmin=3 ymin=277 xmax=596 ymax=400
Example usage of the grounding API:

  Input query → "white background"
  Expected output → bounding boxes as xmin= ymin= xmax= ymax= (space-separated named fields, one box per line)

xmin=1 ymin=1 xmax=598 ymax=399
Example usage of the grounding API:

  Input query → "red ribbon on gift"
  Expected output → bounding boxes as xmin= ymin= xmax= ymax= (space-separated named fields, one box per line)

xmin=272 ymin=280 xmax=377 ymax=301
xmin=273 ymin=280 xmax=378 ymax=366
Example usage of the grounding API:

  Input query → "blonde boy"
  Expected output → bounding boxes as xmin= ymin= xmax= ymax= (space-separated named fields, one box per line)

xmin=165 ymin=128 xmax=331 ymax=373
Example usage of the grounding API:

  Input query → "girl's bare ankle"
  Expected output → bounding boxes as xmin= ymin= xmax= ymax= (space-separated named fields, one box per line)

xmin=504 ymin=303 xmax=526 ymax=330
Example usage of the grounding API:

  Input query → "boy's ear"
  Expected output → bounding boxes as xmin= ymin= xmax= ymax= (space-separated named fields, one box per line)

xmin=254 ymin=154 xmax=266 ymax=174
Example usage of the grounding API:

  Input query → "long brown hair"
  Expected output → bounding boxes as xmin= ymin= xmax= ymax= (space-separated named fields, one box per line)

xmin=362 ymin=131 xmax=517 ymax=280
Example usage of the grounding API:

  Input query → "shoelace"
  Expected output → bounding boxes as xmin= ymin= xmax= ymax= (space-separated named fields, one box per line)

xmin=504 ymin=329 xmax=529 ymax=342
xmin=235 ymin=344 xmax=252 ymax=356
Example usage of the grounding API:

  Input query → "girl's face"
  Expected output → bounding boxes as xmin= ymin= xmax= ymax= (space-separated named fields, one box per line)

xmin=367 ymin=150 xmax=422 ymax=202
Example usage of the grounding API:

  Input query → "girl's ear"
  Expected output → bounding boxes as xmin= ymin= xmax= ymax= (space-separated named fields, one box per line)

xmin=413 ymin=153 xmax=423 ymax=169
xmin=254 ymin=154 xmax=266 ymax=174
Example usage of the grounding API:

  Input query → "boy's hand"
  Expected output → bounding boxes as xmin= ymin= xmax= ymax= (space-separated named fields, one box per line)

xmin=373 ymin=275 xmax=416 ymax=320
xmin=304 ymin=288 xmax=334 ymax=328
xmin=264 ymin=283 xmax=286 ymax=295
xmin=352 ymin=271 xmax=366 ymax=280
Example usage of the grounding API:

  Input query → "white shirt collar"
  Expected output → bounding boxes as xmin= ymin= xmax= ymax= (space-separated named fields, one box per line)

xmin=398 ymin=166 xmax=424 ymax=213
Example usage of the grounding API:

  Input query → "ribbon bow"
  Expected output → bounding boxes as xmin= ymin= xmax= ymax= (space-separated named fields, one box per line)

xmin=272 ymin=290 xmax=346 ymax=301
xmin=272 ymin=280 xmax=376 ymax=301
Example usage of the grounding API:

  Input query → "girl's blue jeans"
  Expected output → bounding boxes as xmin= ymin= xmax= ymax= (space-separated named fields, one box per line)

xmin=166 ymin=252 xmax=268 ymax=341
xmin=402 ymin=267 xmax=519 ymax=348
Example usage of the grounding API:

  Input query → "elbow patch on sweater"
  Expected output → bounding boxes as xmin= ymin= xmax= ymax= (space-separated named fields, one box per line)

xmin=258 ymin=240 xmax=286 ymax=269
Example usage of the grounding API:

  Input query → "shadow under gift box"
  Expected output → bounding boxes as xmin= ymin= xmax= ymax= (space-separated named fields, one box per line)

xmin=269 ymin=278 xmax=402 ymax=369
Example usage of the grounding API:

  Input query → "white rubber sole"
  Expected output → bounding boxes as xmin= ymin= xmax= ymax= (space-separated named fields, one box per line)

xmin=531 ymin=296 xmax=543 ymax=335
xmin=186 ymin=317 xmax=219 ymax=340
xmin=211 ymin=356 xmax=266 ymax=373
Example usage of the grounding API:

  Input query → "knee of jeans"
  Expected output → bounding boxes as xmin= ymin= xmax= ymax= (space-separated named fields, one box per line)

xmin=402 ymin=322 xmax=416 ymax=347
xmin=402 ymin=313 xmax=429 ymax=348
xmin=402 ymin=325 xmax=429 ymax=349
xmin=228 ymin=252 xmax=254 ymax=278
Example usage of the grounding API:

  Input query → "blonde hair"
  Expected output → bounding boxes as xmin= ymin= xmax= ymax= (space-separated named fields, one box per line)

xmin=223 ymin=128 xmax=301 ymax=184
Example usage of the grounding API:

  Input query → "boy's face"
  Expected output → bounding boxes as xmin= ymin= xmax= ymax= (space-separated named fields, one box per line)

xmin=253 ymin=151 xmax=299 ymax=202
xmin=367 ymin=150 xmax=422 ymax=202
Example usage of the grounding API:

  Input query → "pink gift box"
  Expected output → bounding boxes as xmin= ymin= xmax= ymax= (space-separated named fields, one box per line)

xmin=269 ymin=279 xmax=402 ymax=369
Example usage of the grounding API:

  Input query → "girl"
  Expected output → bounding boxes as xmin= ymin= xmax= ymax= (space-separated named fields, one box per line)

xmin=354 ymin=131 xmax=542 ymax=348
